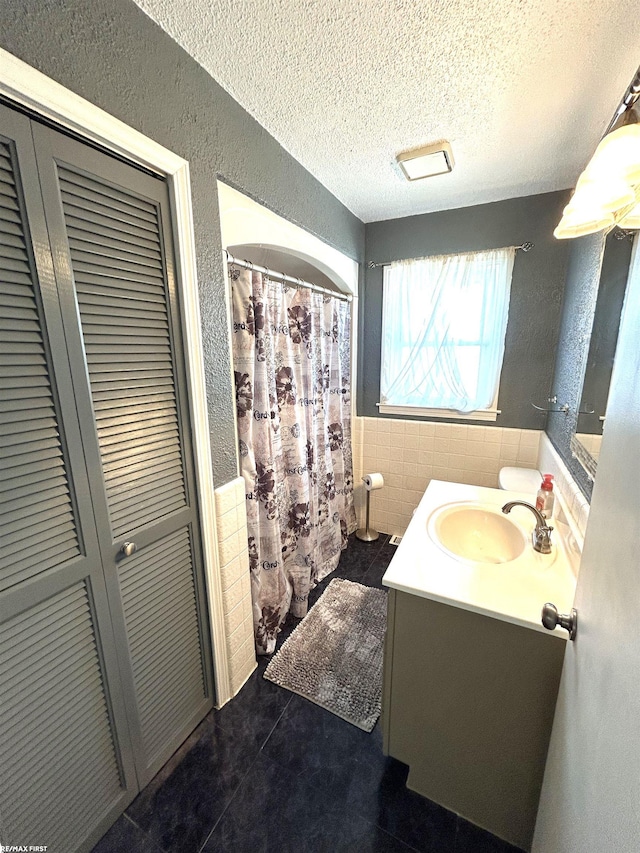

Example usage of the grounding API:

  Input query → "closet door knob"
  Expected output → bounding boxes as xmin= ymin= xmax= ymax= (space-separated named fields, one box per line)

xmin=541 ymin=603 xmax=577 ymax=640
xmin=120 ymin=541 xmax=138 ymax=558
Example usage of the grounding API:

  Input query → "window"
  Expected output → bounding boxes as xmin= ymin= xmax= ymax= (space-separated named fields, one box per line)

xmin=379 ymin=247 xmax=516 ymax=421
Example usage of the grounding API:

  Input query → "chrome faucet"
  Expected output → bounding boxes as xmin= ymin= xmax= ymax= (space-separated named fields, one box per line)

xmin=502 ymin=501 xmax=553 ymax=554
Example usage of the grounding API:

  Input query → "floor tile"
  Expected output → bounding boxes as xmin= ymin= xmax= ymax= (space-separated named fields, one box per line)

xmin=375 ymin=537 xmax=400 ymax=567
xmin=125 ymin=721 xmax=263 ymax=853
xmin=369 ymin=773 xmax=457 ymax=853
xmin=324 ymin=743 xmax=457 ymax=853
xmin=363 ymin=557 xmax=394 ymax=588
xmin=261 ymin=697 xmax=456 ymax=853
xmin=201 ymin=752 xmax=417 ymax=853
xmin=201 ymin=751 xmax=326 ymax=853
xmin=91 ymin=814 xmax=162 ymax=853
xmin=454 ymin=818 xmax=526 ymax=853
xmin=326 ymin=558 xmax=376 ymax=589
xmin=330 ymin=816 xmax=420 ymax=853
xmin=339 ymin=535 xmax=387 ymax=572
xmin=344 ymin=536 xmax=397 ymax=590
xmin=92 ymin=533 xmax=521 ymax=853
xmin=261 ymin=694 xmax=380 ymax=784
xmin=215 ymin=658 xmax=292 ymax=745
xmin=310 ymin=549 xmax=387 ymax=605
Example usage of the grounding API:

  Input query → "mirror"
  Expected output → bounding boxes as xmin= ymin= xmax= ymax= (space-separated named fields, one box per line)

xmin=571 ymin=230 xmax=636 ymax=479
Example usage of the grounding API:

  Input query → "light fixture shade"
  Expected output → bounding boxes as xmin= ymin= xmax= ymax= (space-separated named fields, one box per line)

xmin=619 ymin=202 xmax=640 ymax=229
xmin=396 ymin=142 xmax=454 ymax=181
xmin=554 ymin=70 xmax=640 ymax=240
xmin=586 ymin=123 xmax=640 ymax=185
xmin=571 ymin=174 xmax=636 ymax=213
xmin=553 ymin=208 xmax=614 ymax=239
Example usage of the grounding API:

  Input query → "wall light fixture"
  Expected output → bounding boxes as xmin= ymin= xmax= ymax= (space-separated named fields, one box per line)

xmin=554 ymin=68 xmax=640 ymax=239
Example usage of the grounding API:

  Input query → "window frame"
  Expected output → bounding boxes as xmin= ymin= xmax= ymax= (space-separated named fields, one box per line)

xmin=377 ymin=392 xmax=501 ymax=422
xmin=378 ymin=249 xmax=514 ymax=421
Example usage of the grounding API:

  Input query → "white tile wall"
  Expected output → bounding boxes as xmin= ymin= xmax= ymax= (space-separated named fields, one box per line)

xmin=214 ymin=477 xmax=256 ymax=696
xmin=351 ymin=415 xmax=365 ymax=528
xmin=353 ymin=416 xmax=542 ymax=536
xmin=574 ymin=432 xmax=602 ymax=459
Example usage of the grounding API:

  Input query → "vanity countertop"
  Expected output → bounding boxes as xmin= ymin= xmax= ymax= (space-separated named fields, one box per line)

xmin=382 ymin=480 xmax=577 ymax=637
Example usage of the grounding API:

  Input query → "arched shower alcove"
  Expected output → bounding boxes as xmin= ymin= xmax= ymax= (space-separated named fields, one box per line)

xmin=217 ymin=181 xmax=358 ymax=298
xmin=216 ymin=180 xmax=364 ymax=659
xmin=226 ymin=244 xmax=341 ymax=294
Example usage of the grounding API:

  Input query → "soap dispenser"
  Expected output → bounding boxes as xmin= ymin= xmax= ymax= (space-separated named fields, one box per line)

xmin=536 ymin=474 xmax=555 ymax=520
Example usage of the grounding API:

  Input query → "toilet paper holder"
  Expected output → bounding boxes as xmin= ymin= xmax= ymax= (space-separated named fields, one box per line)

xmin=356 ymin=473 xmax=383 ymax=542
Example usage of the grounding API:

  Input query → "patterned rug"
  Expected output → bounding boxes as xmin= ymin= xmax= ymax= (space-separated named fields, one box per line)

xmin=264 ymin=578 xmax=388 ymax=731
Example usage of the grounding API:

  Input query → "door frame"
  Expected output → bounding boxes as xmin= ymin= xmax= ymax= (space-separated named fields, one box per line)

xmin=0 ymin=47 xmax=231 ymax=704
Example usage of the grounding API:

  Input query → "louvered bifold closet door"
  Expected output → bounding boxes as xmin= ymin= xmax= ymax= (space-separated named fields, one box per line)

xmin=0 ymin=107 xmax=137 ymax=853
xmin=33 ymin=124 xmax=213 ymax=786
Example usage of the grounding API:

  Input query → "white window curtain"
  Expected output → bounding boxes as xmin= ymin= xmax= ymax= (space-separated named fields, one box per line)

xmin=380 ymin=247 xmax=516 ymax=414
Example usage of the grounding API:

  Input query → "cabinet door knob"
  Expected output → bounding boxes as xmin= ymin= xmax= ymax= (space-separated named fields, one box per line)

xmin=120 ymin=541 xmax=138 ymax=558
xmin=541 ymin=603 xmax=577 ymax=640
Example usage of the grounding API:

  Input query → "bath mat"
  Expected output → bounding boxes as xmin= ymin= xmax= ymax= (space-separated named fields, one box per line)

xmin=264 ymin=578 xmax=388 ymax=731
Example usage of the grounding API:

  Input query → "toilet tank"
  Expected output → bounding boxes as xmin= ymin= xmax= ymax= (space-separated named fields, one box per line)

xmin=498 ymin=467 xmax=541 ymax=492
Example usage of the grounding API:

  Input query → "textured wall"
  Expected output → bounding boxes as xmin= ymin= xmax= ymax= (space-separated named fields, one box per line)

xmin=0 ymin=0 xmax=364 ymax=485
xmin=547 ymin=232 xmax=605 ymax=500
xmin=362 ymin=191 xmax=571 ymax=429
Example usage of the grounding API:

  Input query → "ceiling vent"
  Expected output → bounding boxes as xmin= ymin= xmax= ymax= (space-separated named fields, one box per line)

xmin=396 ymin=141 xmax=454 ymax=181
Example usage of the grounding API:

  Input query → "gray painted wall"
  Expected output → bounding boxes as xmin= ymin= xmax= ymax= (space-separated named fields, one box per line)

xmin=362 ymin=192 xmax=570 ymax=429
xmin=0 ymin=0 xmax=364 ymax=485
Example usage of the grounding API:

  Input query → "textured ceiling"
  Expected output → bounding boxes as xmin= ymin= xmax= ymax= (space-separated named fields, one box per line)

xmin=134 ymin=0 xmax=640 ymax=222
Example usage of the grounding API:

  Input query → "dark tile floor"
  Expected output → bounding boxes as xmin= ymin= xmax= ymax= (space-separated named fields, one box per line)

xmin=93 ymin=534 xmax=525 ymax=853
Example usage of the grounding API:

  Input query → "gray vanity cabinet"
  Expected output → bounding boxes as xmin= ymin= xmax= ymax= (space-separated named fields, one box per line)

xmin=1 ymin=104 xmax=213 ymax=851
xmin=382 ymin=589 xmax=566 ymax=851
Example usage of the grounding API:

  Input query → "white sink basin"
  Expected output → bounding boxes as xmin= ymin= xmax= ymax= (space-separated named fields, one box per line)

xmin=427 ymin=501 xmax=528 ymax=564
xmin=382 ymin=481 xmax=575 ymax=636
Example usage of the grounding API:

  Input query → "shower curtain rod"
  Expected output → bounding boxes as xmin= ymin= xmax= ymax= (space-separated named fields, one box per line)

xmin=366 ymin=242 xmax=535 ymax=269
xmin=225 ymin=251 xmax=352 ymax=302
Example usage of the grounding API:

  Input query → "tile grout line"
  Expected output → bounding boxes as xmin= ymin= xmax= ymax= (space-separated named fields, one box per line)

xmin=195 ymin=751 xmax=262 ymax=853
xmin=372 ymin=822 xmax=424 ymax=853
xmin=121 ymin=812 xmax=165 ymax=853
xmin=258 ymin=693 xmax=294 ymax=751
xmin=360 ymin=533 xmax=389 ymax=572
xmin=196 ymin=695 xmax=293 ymax=853
xmin=255 ymin=692 xmax=297 ymax=761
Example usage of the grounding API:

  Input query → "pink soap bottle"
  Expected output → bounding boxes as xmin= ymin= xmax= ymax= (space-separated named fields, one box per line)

xmin=536 ymin=474 xmax=555 ymax=520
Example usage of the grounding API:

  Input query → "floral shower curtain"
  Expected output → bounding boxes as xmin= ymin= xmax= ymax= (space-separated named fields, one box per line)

xmin=230 ymin=265 xmax=356 ymax=654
